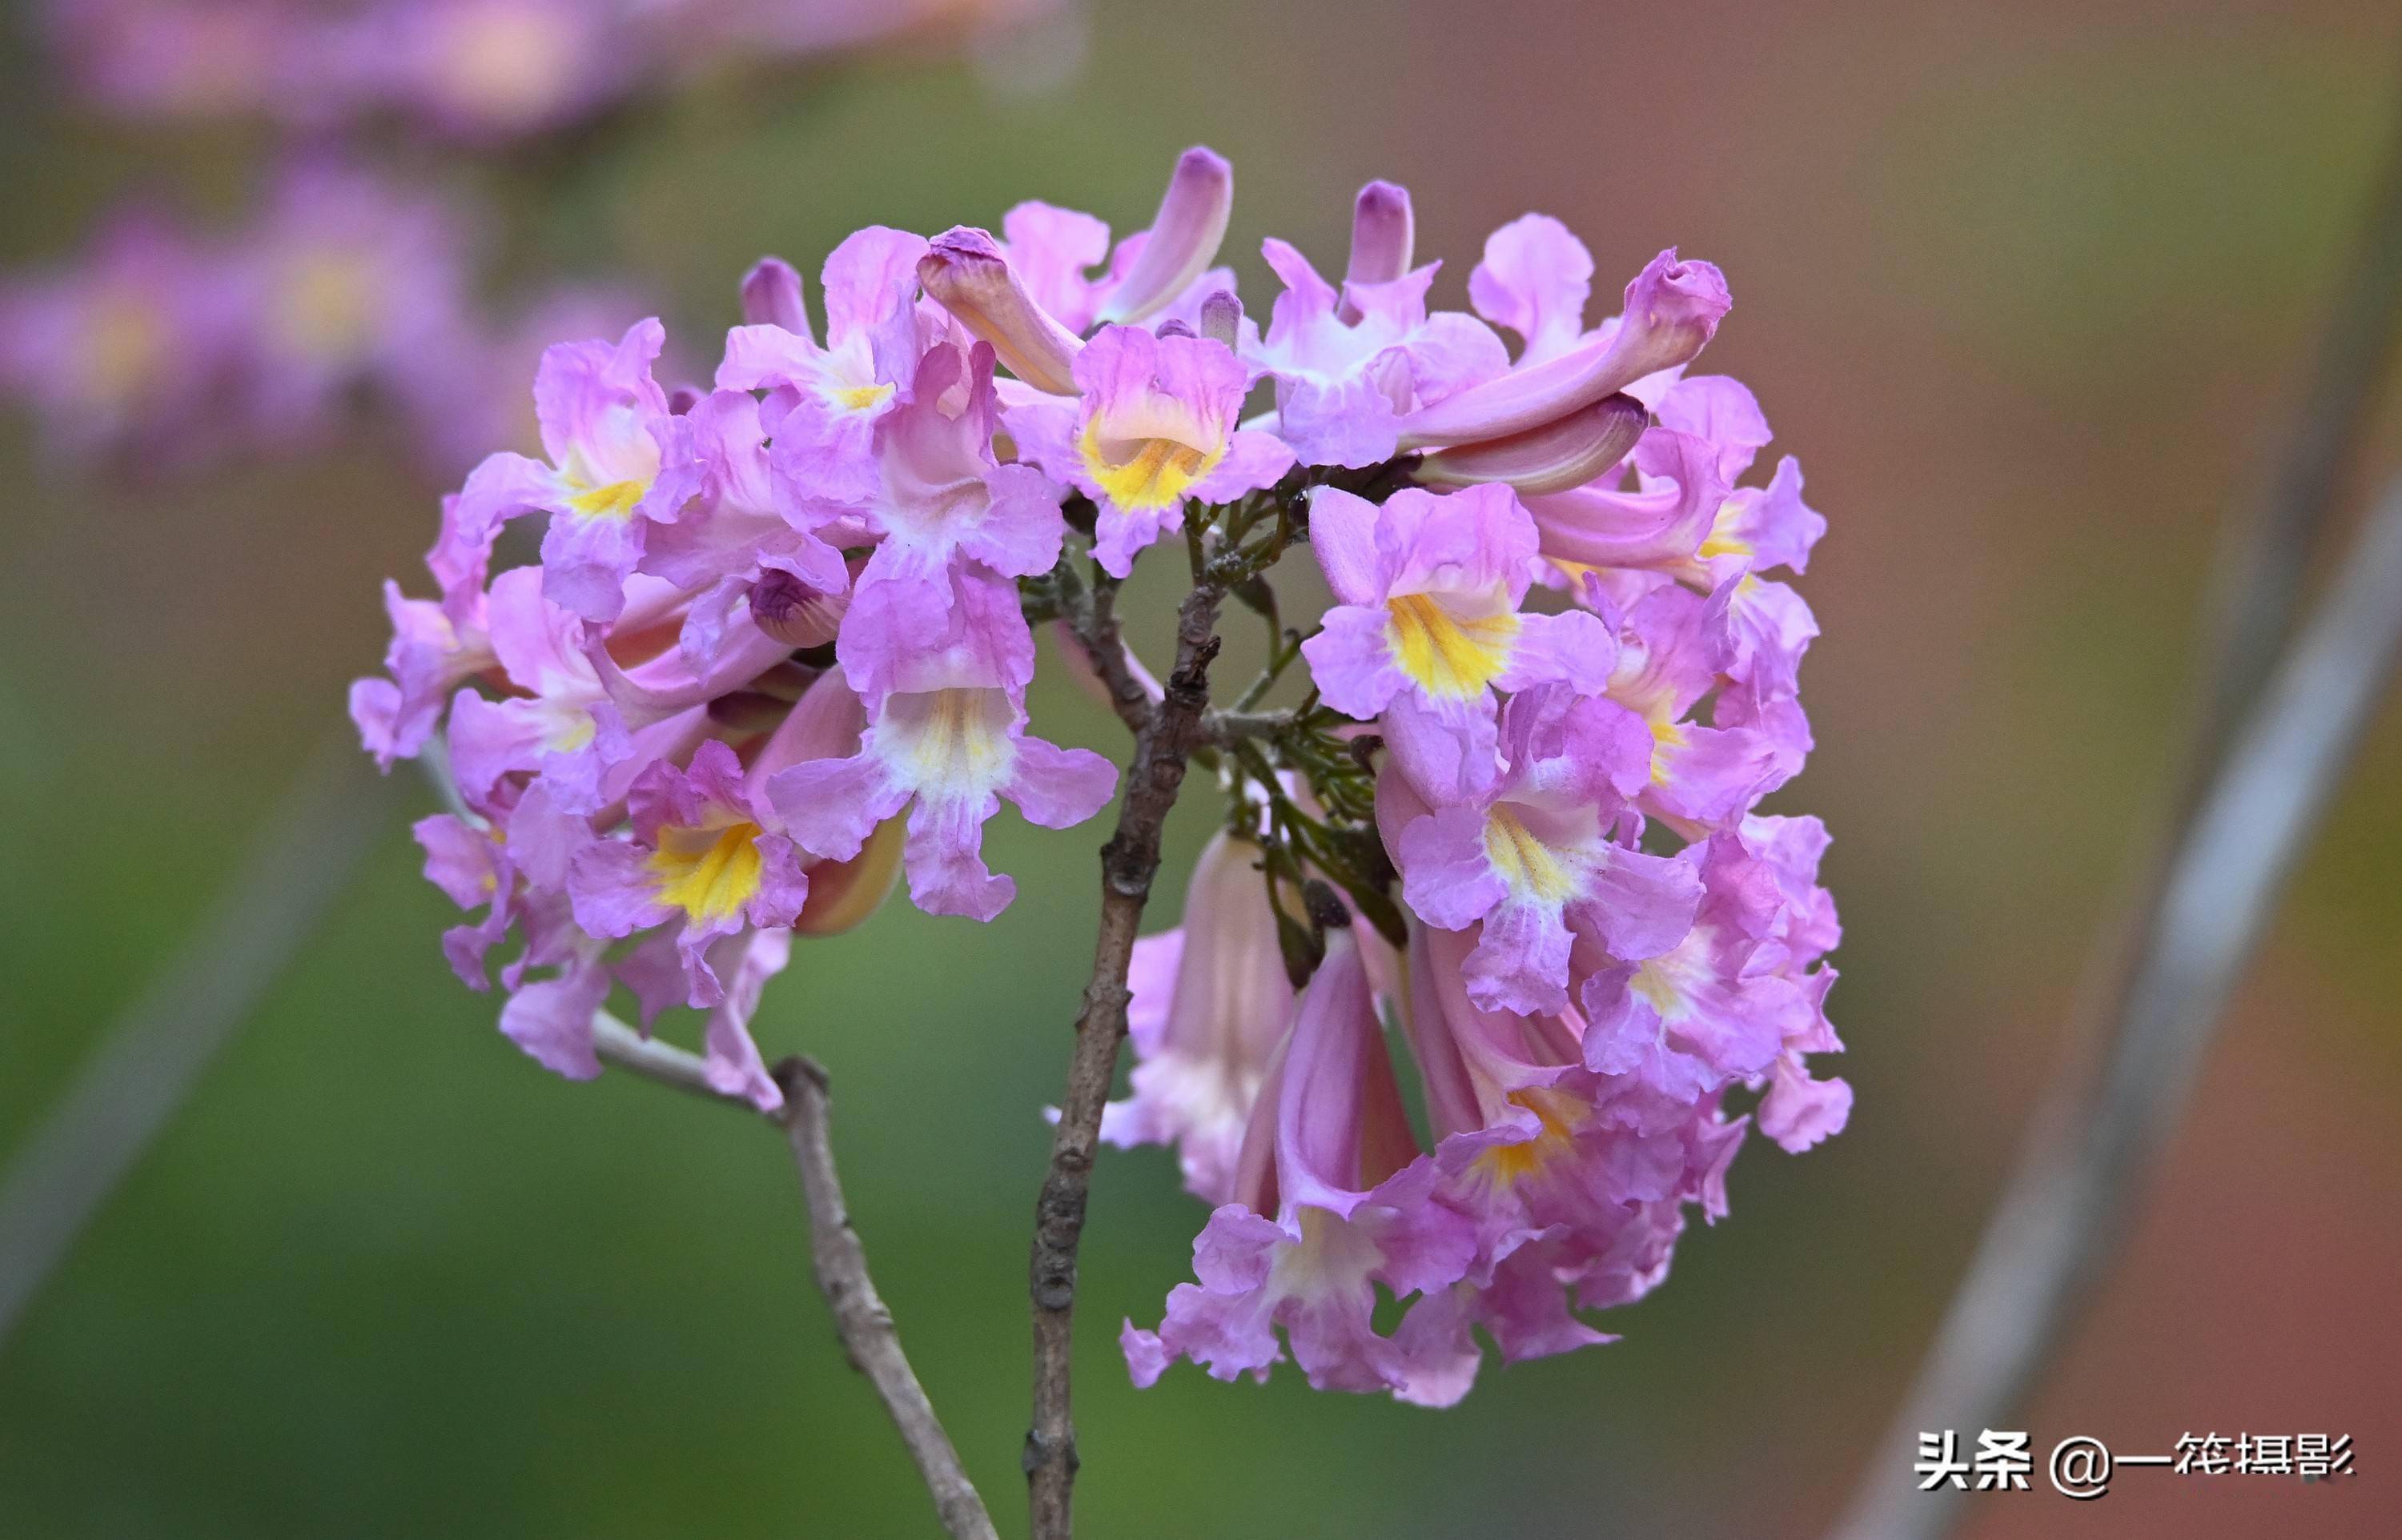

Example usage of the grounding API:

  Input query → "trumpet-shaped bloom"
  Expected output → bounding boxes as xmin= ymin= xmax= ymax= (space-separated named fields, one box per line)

xmin=1384 ymin=686 xmax=1701 ymax=1015
xmin=717 ymin=227 xmax=933 ymax=510
xmin=1600 ymin=580 xmax=1789 ymax=829
xmin=350 ymin=572 xmax=493 ymax=768
xmin=1008 ymin=324 xmax=1291 ymax=577
xmin=438 ymin=318 xmax=695 ymax=624
xmin=1246 ymin=228 xmax=1508 ymax=469
xmin=1579 ymin=823 xmax=1846 ymax=1131
xmin=568 ymin=740 xmax=810 ymax=1008
xmin=1103 ymin=828 xmax=1298 ymax=1204
xmin=768 ymin=572 xmax=1115 ymax=920
xmin=1302 ymin=483 xmax=1613 ymax=796
xmin=1123 ymin=928 xmax=1478 ymax=1399
xmin=444 ymin=567 xmax=626 ymax=814
xmin=830 ymin=341 xmax=1067 ymax=695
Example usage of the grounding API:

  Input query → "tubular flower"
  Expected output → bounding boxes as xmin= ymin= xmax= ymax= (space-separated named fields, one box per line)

xmin=1103 ymin=827 xmax=1299 ymax=1205
xmin=1382 ymin=685 xmax=1701 ymax=1016
xmin=825 ymin=340 xmax=1067 ymax=692
xmin=717 ymin=227 xmax=934 ymax=509
xmin=1123 ymin=927 xmax=1478 ymax=1399
xmin=1245 ymin=184 xmax=1510 ymax=468
xmin=1006 ymin=323 xmax=1292 ymax=577
xmin=768 ymin=570 xmax=1115 ymax=921
xmin=439 ymin=317 xmax=697 ymax=623
xmin=567 ymin=739 xmax=810 ymax=1008
xmin=345 ymin=156 xmax=1846 ymax=1402
xmin=1301 ymin=482 xmax=1613 ymax=796
xmin=1399 ymin=243 xmax=1731 ymax=449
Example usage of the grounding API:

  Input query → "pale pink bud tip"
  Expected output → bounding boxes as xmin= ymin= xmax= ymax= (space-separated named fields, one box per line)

xmin=1095 ymin=146 xmax=1234 ymax=327
xmin=1416 ymin=391 xmax=1649 ymax=495
xmin=1199 ymin=289 xmax=1243 ymax=349
xmin=739 ymin=256 xmax=809 ymax=337
xmin=1345 ymin=180 xmax=1415 ymax=291
xmin=918 ymin=227 xmax=1086 ymax=395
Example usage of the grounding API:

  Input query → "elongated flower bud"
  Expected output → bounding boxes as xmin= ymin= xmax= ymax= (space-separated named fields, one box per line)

xmin=1095 ymin=146 xmax=1234 ymax=326
xmin=1199 ymin=288 xmax=1243 ymax=349
xmin=739 ymin=256 xmax=810 ymax=338
xmin=1397 ymin=249 xmax=1729 ymax=448
xmin=1337 ymin=180 xmax=1414 ymax=324
xmin=1415 ymin=391 xmax=1647 ymax=495
xmin=918 ymin=227 xmax=1085 ymax=395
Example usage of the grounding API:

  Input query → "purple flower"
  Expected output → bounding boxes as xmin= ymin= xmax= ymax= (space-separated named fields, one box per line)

xmin=1245 ymin=187 xmax=1510 ymax=468
xmin=1123 ymin=928 xmax=1478 ymax=1400
xmin=231 ymin=158 xmax=484 ymax=459
xmin=1400 ymin=244 xmax=1731 ymax=449
xmin=442 ymin=567 xmax=627 ymax=816
xmin=766 ymin=570 xmax=1115 ymax=921
xmin=719 ymin=227 xmax=934 ymax=511
xmin=438 ymin=318 xmax=694 ymax=624
xmin=1300 ymin=483 xmax=1613 ymax=796
xmin=1102 ymin=828 xmax=1299 ymax=1205
xmin=1577 ymin=821 xmax=1845 ymax=1121
xmin=567 ymin=740 xmax=810 ymax=1009
xmin=0 ymin=208 xmax=243 ymax=464
xmin=1006 ymin=324 xmax=1291 ymax=577
xmin=1382 ymin=686 xmax=1701 ymax=1016
xmin=829 ymin=340 xmax=1068 ymax=696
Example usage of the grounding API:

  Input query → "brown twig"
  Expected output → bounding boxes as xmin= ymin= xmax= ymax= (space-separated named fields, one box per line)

xmin=588 ymin=1025 xmax=995 ymax=1537
xmin=1026 ymin=571 xmax=1228 ymax=1538
xmin=773 ymin=1057 xmax=1000 ymax=1540
xmin=1050 ymin=554 xmax=1157 ymax=736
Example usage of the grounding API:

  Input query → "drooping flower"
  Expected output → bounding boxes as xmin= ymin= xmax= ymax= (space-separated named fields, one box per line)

xmin=1399 ymin=922 xmax=1751 ymax=1387
xmin=1103 ymin=827 xmax=1299 ymax=1205
xmin=1123 ymin=925 xmax=1478 ymax=1399
xmin=1006 ymin=323 xmax=1291 ymax=577
xmin=1301 ymin=482 xmax=1613 ymax=796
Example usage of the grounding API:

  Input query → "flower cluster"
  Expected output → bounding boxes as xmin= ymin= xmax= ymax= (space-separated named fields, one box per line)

xmin=0 ymin=158 xmax=644 ymax=474
xmin=47 ymin=0 xmax=1067 ymax=140
xmin=352 ymin=146 xmax=1848 ymax=1399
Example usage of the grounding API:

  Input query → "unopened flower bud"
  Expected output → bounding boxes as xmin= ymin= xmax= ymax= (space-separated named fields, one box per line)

xmin=739 ymin=256 xmax=811 ymax=339
xmin=1199 ymin=289 xmax=1243 ymax=349
xmin=918 ymin=227 xmax=1085 ymax=395
xmin=1415 ymin=391 xmax=1648 ymax=495
xmin=1095 ymin=146 xmax=1234 ymax=326
xmin=1397 ymin=248 xmax=1729 ymax=448
xmin=1337 ymin=180 xmax=1414 ymax=323
xmin=749 ymin=567 xmax=847 ymax=648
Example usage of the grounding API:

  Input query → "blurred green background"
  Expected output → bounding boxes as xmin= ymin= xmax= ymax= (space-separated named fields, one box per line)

xmin=4 ymin=2 xmax=2400 ymax=1536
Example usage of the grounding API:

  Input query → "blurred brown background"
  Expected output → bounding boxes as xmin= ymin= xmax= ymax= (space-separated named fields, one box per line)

xmin=2 ymin=1 xmax=2397 ymax=1534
